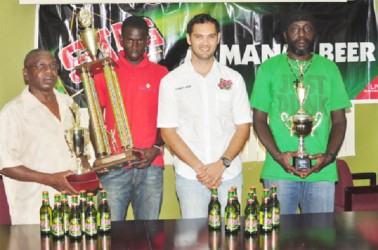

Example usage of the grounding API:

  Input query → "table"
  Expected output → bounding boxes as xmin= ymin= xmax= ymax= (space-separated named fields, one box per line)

xmin=0 ymin=211 xmax=377 ymax=249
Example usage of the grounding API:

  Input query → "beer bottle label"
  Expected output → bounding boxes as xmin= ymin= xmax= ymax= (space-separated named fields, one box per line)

xmin=69 ymin=217 xmax=82 ymax=237
xmin=272 ymin=208 xmax=280 ymax=226
xmin=245 ymin=214 xmax=258 ymax=233
xmin=99 ymin=212 xmax=111 ymax=231
xmin=259 ymin=211 xmax=272 ymax=230
xmin=225 ymin=212 xmax=238 ymax=231
xmin=40 ymin=213 xmax=51 ymax=233
xmin=52 ymin=217 xmax=64 ymax=237
xmin=208 ymin=209 xmax=221 ymax=228
xmin=85 ymin=216 xmax=97 ymax=236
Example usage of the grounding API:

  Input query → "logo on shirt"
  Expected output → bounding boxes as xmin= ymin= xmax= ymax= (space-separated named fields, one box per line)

xmin=137 ymin=83 xmax=158 ymax=92
xmin=175 ymin=85 xmax=191 ymax=91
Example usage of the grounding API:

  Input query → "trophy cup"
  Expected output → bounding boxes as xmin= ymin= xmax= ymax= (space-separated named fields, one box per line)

xmin=65 ymin=103 xmax=100 ymax=191
xmin=75 ymin=8 xmax=143 ymax=175
xmin=281 ymin=64 xmax=322 ymax=171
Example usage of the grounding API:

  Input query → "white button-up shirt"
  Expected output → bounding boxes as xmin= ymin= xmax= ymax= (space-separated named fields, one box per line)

xmin=0 ymin=87 xmax=76 ymax=224
xmin=158 ymin=59 xmax=252 ymax=180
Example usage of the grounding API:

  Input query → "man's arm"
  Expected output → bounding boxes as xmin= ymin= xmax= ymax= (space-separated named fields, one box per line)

xmin=161 ymin=128 xmax=206 ymax=175
xmin=253 ymin=108 xmax=303 ymax=177
xmin=1 ymin=165 xmax=77 ymax=194
xmin=307 ymin=109 xmax=347 ymax=175
xmin=198 ymin=123 xmax=251 ymax=189
xmin=133 ymin=128 xmax=164 ymax=169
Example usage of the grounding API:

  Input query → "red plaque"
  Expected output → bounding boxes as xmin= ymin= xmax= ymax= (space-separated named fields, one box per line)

xmin=66 ymin=172 xmax=100 ymax=192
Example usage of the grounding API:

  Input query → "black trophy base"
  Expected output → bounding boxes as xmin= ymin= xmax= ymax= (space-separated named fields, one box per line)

xmin=293 ymin=155 xmax=312 ymax=171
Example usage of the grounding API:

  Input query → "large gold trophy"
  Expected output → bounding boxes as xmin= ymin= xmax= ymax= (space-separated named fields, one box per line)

xmin=65 ymin=103 xmax=100 ymax=191
xmin=76 ymin=8 xmax=143 ymax=174
xmin=281 ymin=63 xmax=322 ymax=171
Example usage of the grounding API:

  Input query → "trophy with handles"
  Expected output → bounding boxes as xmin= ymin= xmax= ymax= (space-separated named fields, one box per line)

xmin=65 ymin=102 xmax=100 ymax=191
xmin=75 ymin=8 xmax=143 ymax=175
xmin=281 ymin=64 xmax=322 ymax=171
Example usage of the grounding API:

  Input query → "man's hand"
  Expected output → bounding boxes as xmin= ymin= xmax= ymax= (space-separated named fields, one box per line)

xmin=196 ymin=161 xmax=224 ymax=189
xmin=131 ymin=147 xmax=160 ymax=169
xmin=275 ymin=152 xmax=307 ymax=178
xmin=302 ymin=153 xmax=334 ymax=178
xmin=47 ymin=170 xmax=77 ymax=195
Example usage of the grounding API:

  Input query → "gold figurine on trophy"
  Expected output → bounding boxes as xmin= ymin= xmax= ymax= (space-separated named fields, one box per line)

xmin=75 ymin=8 xmax=143 ymax=174
xmin=281 ymin=61 xmax=322 ymax=171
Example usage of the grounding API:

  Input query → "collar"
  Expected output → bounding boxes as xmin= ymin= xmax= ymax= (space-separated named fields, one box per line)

xmin=117 ymin=50 xmax=149 ymax=69
xmin=22 ymin=86 xmax=60 ymax=112
xmin=187 ymin=57 xmax=219 ymax=77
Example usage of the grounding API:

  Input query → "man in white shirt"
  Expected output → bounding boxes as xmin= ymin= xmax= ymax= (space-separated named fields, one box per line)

xmin=0 ymin=49 xmax=78 ymax=224
xmin=158 ymin=14 xmax=252 ymax=218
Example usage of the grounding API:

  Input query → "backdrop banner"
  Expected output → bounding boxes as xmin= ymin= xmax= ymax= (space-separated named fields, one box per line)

xmin=37 ymin=1 xmax=375 ymax=161
xmin=37 ymin=1 xmax=378 ymax=104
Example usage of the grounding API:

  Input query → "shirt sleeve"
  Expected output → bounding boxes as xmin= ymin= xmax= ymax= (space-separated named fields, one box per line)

xmin=157 ymin=75 xmax=178 ymax=128
xmin=250 ymin=64 xmax=272 ymax=113
xmin=0 ymin=107 xmax=24 ymax=169
xmin=232 ymin=73 xmax=253 ymax=124
xmin=329 ymin=62 xmax=352 ymax=111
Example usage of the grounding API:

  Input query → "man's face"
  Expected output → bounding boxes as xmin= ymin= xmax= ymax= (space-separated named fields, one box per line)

xmin=23 ymin=52 xmax=58 ymax=93
xmin=121 ymin=27 xmax=150 ymax=65
xmin=186 ymin=22 xmax=220 ymax=61
xmin=285 ymin=21 xmax=315 ymax=56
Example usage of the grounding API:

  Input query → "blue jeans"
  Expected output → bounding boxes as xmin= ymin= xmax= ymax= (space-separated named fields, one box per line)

xmin=263 ymin=179 xmax=335 ymax=214
xmin=99 ymin=166 xmax=164 ymax=221
xmin=176 ymin=172 xmax=243 ymax=219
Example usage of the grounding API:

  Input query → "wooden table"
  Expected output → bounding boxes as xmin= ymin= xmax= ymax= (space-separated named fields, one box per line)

xmin=0 ymin=211 xmax=377 ymax=249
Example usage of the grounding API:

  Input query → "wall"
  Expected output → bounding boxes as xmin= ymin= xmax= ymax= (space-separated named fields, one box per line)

xmin=1 ymin=0 xmax=377 ymax=220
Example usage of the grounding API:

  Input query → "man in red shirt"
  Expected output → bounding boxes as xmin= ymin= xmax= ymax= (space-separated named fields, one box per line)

xmin=94 ymin=16 xmax=168 ymax=220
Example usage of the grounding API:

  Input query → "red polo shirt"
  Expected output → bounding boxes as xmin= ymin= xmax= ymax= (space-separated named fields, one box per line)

xmin=94 ymin=51 xmax=168 ymax=167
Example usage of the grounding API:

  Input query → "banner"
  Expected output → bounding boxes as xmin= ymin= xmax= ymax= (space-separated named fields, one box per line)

xmin=38 ymin=1 xmax=378 ymax=104
xmin=37 ymin=2 xmax=376 ymax=160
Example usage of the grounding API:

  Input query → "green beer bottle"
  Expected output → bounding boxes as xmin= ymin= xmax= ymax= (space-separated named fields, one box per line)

xmin=208 ymin=187 xmax=221 ymax=230
xmin=244 ymin=198 xmax=258 ymax=236
xmin=97 ymin=190 xmax=111 ymax=234
xmin=40 ymin=191 xmax=52 ymax=235
xmin=85 ymin=192 xmax=98 ymax=237
xmin=61 ymin=191 xmax=71 ymax=235
xmin=79 ymin=190 xmax=87 ymax=233
xmin=69 ymin=194 xmax=82 ymax=240
xmin=259 ymin=188 xmax=272 ymax=234
xmin=224 ymin=189 xmax=238 ymax=234
xmin=231 ymin=186 xmax=241 ymax=230
xmin=52 ymin=194 xmax=64 ymax=239
xmin=250 ymin=186 xmax=260 ymax=212
xmin=270 ymin=185 xmax=280 ymax=229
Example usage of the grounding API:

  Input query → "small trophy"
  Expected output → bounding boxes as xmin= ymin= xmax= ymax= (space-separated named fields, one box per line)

xmin=65 ymin=102 xmax=100 ymax=191
xmin=281 ymin=63 xmax=322 ymax=171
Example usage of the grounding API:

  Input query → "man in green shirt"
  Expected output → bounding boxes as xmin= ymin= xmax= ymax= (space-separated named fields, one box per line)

xmin=250 ymin=10 xmax=351 ymax=214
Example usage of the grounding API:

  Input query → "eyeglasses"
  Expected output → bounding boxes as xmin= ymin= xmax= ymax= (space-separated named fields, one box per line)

xmin=26 ymin=63 xmax=59 ymax=71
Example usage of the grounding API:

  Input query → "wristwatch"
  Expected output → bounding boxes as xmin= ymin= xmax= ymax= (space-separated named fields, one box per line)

xmin=220 ymin=156 xmax=232 ymax=168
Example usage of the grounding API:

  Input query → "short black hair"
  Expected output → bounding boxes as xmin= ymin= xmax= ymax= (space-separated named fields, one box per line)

xmin=187 ymin=14 xmax=220 ymax=34
xmin=121 ymin=15 xmax=149 ymax=37
xmin=24 ymin=48 xmax=51 ymax=67
xmin=283 ymin=9 xmax=316 ymax=33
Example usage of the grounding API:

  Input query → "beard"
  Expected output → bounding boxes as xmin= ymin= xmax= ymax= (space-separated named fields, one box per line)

xmin=287 ymin=38 xmax=314 ymax=56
